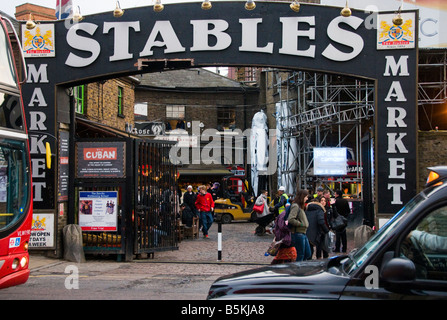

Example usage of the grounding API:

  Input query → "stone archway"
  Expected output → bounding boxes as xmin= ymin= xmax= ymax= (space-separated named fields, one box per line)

xmin=22 ymin=2 xmax=418 ymax=229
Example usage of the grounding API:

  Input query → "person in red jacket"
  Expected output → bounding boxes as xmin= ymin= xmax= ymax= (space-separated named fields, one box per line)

xmin=195 ymin=185 xmax=215 ymax=238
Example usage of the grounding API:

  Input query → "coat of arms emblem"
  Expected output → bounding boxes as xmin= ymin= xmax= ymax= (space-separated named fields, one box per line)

xmin=377 ymin=13 xmax=416 ymax=50
xmin=22 ymin=24 xmax=55 ymax=57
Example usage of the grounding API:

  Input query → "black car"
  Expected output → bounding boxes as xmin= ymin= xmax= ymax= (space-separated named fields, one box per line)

xmin=207 ymin=167 xmax=447 ymax=300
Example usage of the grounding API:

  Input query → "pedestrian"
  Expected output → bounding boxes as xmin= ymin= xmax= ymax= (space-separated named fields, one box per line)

xmin=322 ymin=189 xmax=338 ymax=225
xmin=334 ymin=190 xmax=350 ymax=253
xmin=305 ymin=198 xmax=330 ymax=259
xmin=254 ymin=190 xmax=270 ymax=218
xmin=314 ymin=186 xmax=324 ymax=199
xmin=254 ymin=190 xmax=274 ymax=234
xmin=180 ymin=203 xmax=196 ymax=227
xmin=183 ymin=185 xmax=198 ymax=223
xmin=288 ymin=189 xmax=311 ymax=261
xmin=195 ymin=185 xmax=215 ymax=238
xmin=270 ymin=186 xmax=288 ymax=216
xmin=271 ymin=205 xmax=296 ymax=264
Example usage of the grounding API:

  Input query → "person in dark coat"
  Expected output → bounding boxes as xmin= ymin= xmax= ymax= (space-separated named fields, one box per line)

xmin=305 ymin=199 xmax=330 ymax=259
xmin=334 ymin=190 xmax=350 ymax=253
xmin=180 ymin=203 xmax=196 ymax=227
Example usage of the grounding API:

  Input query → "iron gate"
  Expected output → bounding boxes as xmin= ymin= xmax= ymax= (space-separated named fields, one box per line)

xmin=134 ymin=139 xmax=179 ymax=255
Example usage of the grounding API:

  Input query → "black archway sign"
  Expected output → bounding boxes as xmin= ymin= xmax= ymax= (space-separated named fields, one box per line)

xmin=22 ymin=2 xmax=418 ymax=220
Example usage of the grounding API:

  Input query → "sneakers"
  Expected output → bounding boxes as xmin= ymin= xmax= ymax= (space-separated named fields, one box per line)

xmin=203 ymin=234 xmax=209 ymax=238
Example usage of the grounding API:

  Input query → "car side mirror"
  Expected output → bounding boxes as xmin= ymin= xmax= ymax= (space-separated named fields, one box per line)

xmin=380 ymin=257 xmax=416 ymax=284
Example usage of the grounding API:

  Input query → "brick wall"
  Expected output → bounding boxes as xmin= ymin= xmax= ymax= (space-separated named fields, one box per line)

xmin=418 ymin=131 xmax=447 ymax=191
xmin=136 ymin=90 xmax=255 ymax=133
xmin=15 ymin=3 xmax=57 ymax=21
xmin=84 ymin=78 xmax=135 ymax=132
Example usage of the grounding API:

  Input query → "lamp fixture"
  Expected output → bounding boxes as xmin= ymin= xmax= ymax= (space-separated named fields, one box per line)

xmin=393 ymin=0 xmax=404 ymax=26
xmin=201 ymin=0 xmax=212 ymax=10
xmin=113 ymin=1 xmax=125 ymax=17
xmin=290 ymin=1 xmax=300 ymax=12
xmin=245 ymin=0 xmax=256 ymax=10
xmin=154 ymin=0 xmax=164 ymax=12
xmin=392 ymin=4 xmax=404 ymax=26
xmin=25 ymin=13 xmax=37 ymax=30
xmin=340 ymin=0 xmax=351 ymax=17
xmin=72 ymin=6 xmax=84 ymax=22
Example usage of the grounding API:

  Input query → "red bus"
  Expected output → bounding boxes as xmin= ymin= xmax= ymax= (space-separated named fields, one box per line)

xmin=0 ymin=14 xmax=33 ymax=289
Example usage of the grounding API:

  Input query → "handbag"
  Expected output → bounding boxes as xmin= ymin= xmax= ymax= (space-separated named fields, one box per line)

xmin=253 ymin=202 xmax=265 ymax=214
xmin=266 ymin=239 xmax=283 ymax=256
xmin=331 ymin=215 xmax=347 ymax=232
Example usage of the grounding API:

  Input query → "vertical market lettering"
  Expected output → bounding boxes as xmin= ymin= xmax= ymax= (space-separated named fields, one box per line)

xmin=26 ymin=63 xmax=50 ymax=203
xmin=384 ymin=55 xmax=410 ymax=205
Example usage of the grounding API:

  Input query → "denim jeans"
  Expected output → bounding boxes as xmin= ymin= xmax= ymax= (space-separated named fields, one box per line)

xmin=200 ymin=211 xmax=213 ymax=236
xmin=292 ymin=232 xmax=311 ymax=261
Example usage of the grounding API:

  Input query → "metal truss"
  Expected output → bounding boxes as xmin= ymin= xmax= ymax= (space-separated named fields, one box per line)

xmin=271 ymin=70 xmax=374 ymax=193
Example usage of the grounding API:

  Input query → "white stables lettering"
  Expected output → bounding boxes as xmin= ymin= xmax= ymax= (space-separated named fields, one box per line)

xmin=26 ymin=64 xmax=50 ymax=203
xmin=65 ymin=16 xmax=365 ymax=67
xmin=384 ymin=55 xmax=410 ymax=205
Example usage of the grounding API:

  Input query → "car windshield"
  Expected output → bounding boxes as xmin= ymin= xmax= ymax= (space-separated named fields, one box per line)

xmin=343 ymin=193 xmax=425 ymax=274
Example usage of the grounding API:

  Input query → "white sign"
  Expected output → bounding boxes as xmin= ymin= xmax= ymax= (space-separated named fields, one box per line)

xmin=30 ymin=213 xmax=54 ymax=248
xmin=377 ymin=13 xmax=416 ymax=50
xmin=22 ymin=24 xmax=55 ymax=57
xmin=79 ymin=191 xmax=118 ymax=231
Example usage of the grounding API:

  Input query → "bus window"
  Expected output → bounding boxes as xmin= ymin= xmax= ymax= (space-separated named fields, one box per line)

xmin=0 ymin=22 xmax=17 ymax=88
xmin=0 ymin=139 xmax=29 ymax=233
xmin=0 ymin=93 xmax=23 ymax=130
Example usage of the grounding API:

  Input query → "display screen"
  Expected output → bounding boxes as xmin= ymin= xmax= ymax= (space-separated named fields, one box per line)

xmin=314 ymin=147 xmax=347 ymax=176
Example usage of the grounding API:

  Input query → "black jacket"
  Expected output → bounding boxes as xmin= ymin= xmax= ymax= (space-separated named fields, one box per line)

xmin=305 ymin=202 xmax=329 ymax=245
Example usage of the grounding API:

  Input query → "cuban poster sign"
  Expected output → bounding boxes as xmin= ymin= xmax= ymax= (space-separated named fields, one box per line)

xmin=79 ymin=191 xmax=118 ymax=231
xmin=76 ymin=141 xmax=126 ymax=178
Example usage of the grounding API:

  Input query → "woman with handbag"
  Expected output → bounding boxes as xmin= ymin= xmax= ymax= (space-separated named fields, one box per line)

xmin=253 ymin=190 xmax=274 ymax=234
xmin=288 ymin=189 xmax=311 ymax=261
xmin=254 ymin=190 xmax=270 ymax=218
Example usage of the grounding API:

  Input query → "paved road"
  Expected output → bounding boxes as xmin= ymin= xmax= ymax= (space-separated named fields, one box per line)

xmin=0 ymin=221 xmax=355 ymax=300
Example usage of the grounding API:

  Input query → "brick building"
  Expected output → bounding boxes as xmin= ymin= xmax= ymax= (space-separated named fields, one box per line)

xmin=135 ymin=68 xmax=259 ymax=134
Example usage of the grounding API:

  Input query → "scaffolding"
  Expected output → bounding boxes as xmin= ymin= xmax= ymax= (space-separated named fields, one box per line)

xmin=418 ymin=49 xmax=447 ymax=130
xmin=270 ymin=70 xmax=375 ymax=195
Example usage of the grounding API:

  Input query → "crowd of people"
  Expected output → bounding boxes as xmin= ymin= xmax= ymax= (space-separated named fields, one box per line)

xmin=179 ymin=181 xmax=352 ymax=263
xmin=255 ymin=186 xmax=351 ymax=264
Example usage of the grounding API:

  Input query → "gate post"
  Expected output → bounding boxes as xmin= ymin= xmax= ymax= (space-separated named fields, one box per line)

xmin=124 ymin=137 xmax=135 ymax=262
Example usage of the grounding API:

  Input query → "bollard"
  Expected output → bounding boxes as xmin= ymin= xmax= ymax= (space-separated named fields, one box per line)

xmin=217 ymin=222 xmax=222 ymax=261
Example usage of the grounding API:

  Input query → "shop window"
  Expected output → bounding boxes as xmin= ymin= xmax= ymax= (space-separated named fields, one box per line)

xmin=166 ymin=105 xmax=185 ymax=119
xmin=74 ymin=85 xmax=85 ymax=115
xmin=118 ymin=86 xmax=124 ymax=117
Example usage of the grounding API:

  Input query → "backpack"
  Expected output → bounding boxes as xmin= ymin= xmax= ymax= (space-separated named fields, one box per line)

xmin=273 ymin=211 xmax=292 ymax=247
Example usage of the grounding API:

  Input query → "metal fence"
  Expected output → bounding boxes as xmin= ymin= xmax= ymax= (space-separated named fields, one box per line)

xmin=134 ymin=140 xmax=179 ymax=255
